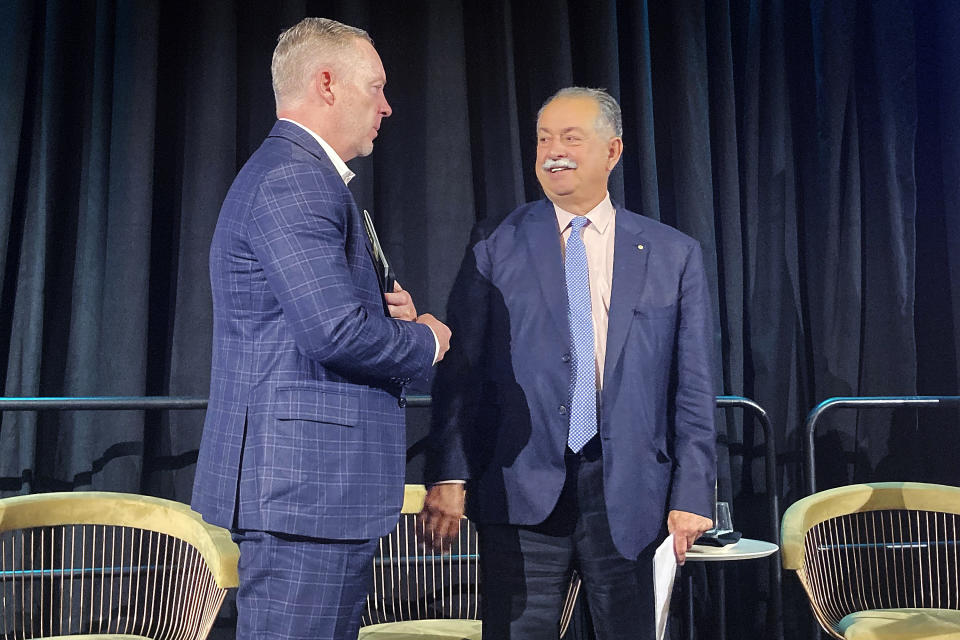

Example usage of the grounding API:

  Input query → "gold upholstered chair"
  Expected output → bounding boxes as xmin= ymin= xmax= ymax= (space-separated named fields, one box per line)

xmin=0 ymin=491 xmax=239 ymax=639
xmin=781 ymin=482 xmax=960 ymax=639
xmin=359 ymin=485 xmax=580 ymax=640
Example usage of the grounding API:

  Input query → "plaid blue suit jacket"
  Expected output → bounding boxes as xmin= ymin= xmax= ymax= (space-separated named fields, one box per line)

xmin=192 ymin=120 xmax=435 ymax=540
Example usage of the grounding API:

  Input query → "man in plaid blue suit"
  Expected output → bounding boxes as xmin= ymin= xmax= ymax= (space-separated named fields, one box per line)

xmin=192 ymin=18 xmax=450 ymax=640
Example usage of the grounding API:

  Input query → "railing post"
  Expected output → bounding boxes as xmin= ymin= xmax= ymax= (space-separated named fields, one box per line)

xmin=716 ymin=396 xmax=782 ymax=640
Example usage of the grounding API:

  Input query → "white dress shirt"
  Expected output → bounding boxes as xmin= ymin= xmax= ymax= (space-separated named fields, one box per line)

xmin=280 ymin=118 xmax=355 ymax=184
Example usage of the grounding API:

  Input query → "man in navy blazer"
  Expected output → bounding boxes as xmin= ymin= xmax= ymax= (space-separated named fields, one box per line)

xmin=191 ymin=18 xmax=450 ymax=640
xmin=421 ymin=88 xmax=716 ymax=639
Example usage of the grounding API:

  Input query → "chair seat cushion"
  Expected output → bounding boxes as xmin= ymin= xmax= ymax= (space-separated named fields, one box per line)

xmin=839 ymin=608 xmax=960 ymax=639
xmin=359 ymin=619 xmax=482 ymax=639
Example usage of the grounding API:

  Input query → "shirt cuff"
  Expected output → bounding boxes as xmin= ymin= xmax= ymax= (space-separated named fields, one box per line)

xmin=430 ymin=327 xmax=441 ymax=365
xmin=431 ymin=479 xmax=466 ymax=485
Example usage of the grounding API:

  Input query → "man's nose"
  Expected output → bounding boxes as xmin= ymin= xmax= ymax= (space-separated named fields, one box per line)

xmin=380 ymin=95 xmax=392 ymax=118
xmin=547 ymin=141 xmax=567 ymax=158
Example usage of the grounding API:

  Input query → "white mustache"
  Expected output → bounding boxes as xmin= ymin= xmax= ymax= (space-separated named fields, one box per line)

xmin=542 ymin=158 xmax=578 ymax=171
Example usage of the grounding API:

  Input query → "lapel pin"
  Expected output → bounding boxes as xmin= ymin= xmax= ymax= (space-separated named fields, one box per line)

xmin=637 ymin=244 xmax=645 ymax=250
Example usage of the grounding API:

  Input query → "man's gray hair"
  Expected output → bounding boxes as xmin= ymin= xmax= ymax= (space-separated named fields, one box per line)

xmin=271 ymin=17 xmax=372 ymax=108
xmin=537 ymin=87 xmax=623 ymax=138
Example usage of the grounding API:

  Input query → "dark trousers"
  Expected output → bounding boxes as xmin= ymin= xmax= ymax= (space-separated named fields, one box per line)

xmin=479 ymin=439 xmax=656 ymax=640
xmin=232 ymin=529 xmax=377 ymax=640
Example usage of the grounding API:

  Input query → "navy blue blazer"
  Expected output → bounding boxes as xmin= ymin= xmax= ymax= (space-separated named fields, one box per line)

xmin=428 ymin=199 xmax=717 ymax=559
xmin=192 ymin=121 xmax=436 ymax=541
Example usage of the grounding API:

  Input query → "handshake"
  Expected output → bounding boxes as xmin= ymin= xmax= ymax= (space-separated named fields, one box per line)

xmin=385 ymin=283 xmax=452 ymax=362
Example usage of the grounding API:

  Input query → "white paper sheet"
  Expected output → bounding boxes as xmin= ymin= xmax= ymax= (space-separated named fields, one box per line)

xmin=653 ymin=534 xmax=679 ymax=640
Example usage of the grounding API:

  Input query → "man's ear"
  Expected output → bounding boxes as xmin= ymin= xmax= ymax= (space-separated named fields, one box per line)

xmin=607 ymin=137 xmax=624 ymax=171
xmin=314 ymin=68 xmax=335 ymax=105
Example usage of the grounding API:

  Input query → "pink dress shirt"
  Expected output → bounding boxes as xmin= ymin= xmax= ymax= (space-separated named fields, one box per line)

xmin=554 ymin=194 xmax=616 ymax=388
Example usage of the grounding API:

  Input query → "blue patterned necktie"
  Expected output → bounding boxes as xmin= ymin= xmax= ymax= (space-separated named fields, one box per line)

xmin=565 ymin=216 xmax=597 ymax=453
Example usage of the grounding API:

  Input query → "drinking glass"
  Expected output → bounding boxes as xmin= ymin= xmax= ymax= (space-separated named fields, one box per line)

xmin=714 ymin=501 xmax=733 ymax=535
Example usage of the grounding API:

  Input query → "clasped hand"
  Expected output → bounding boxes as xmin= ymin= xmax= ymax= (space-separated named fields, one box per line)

xmin=386 ymin=282 xmax=451 ymax=362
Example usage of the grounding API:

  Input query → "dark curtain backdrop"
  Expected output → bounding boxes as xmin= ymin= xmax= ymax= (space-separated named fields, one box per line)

xmin=1 ymin=1 xmax=958 ymax=638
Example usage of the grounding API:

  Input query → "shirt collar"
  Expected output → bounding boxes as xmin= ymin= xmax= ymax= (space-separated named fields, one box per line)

xmin=553 ymin=193 xmax=615 ymax=235
xmin=280 ymin=118 xmax=356 ymax=185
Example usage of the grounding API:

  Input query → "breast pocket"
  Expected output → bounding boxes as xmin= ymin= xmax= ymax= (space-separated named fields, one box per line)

xmin=634 ymin=302 xmax=678 ymax=320
xmin=274 ymin=385 xmax=361 ymax=427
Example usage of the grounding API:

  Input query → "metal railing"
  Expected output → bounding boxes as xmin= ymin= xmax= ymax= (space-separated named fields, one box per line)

xmin=0 ymin=397 xmax=207 ymax=411
xmin=803 ymin=395 xmax=960 ymax=495
xmin=1 ymin=393 xmax=782 ymax=640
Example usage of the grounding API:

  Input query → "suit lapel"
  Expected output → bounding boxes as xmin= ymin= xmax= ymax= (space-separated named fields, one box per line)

xmin=603 ymin=207 xmax=649 ymax=390
xmin=522 ymin=201 xmax=568 ymax=340
xmin=270 ymin=120 xmax=372 ymax=250
xmin=271 ymin=120 xmax=384 ymax=303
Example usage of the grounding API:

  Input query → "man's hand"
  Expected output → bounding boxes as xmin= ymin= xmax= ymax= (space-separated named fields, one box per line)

xmin=415 ymin=314 xmax=451 ymax=362
xmin=386 ymin=283 xmax=451 ymax=362
xmin=668 ymin=509 xmax=713 ymax=565
xmin=385 ymin=282 xmax=417 ymax=321
xmin=418 ymin=483 xmax=466 ymax=552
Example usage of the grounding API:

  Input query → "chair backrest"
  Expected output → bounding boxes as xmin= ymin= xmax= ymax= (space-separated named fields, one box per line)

xmin=363 ymin=486 xmax=478 ymax=625
xmin=781 ymin=482 xmax=960 ymax=638
xmin=361 ymin=485 xmax=580 ymax=637
xmin=0 ymin=491 xmax=239 ymax=639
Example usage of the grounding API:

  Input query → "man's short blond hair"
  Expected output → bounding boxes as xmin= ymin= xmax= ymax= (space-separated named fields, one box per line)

xmin=271 ymin=17 xmax=372 ymax=109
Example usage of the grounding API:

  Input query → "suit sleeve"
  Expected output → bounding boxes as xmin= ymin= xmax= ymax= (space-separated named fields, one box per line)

xmin=668 ymin=242 xmax=718 ymax=518
xmin=247 ymin=162 xmax=435 ymax=382
xmin=425 ymin=224 xmax=493 ymax=483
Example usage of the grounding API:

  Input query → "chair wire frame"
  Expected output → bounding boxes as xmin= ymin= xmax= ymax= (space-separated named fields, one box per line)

xmin=797 ymin=509 xmax=960 ymax=639
xmin=362 ymin=513 xmax=480 ymax=627
xmin=0 ymin=524 xmax=228 ymax=640
xmin=361 ymin=514 xmax=580 ymax=637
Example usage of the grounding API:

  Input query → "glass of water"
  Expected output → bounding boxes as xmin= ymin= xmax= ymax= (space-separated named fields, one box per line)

xmin=714 ymin=501 xmax=733 ymax=535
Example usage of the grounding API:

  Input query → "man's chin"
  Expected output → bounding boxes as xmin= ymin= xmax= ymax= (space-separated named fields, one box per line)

xmin=537 ymin=183 xmax=573 ymax=201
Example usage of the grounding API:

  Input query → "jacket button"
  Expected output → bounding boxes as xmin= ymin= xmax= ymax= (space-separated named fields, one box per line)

xmin=558 ymin=405 xmax=567 ymax=415
xmin=561 ymin=354 xmax=571 ymax=363
xmin=398 ymin=397 xmax=407 ymax=408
